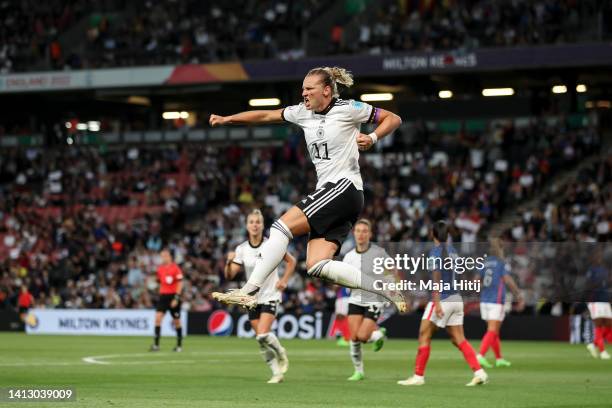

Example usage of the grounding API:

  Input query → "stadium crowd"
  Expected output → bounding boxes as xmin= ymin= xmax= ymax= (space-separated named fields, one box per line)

xmin=0 ymin=113 xmax=603 ymax=316
xmin=498 ymin=152 xmax=611 ymax=316
xmin=2 ymin=0 xmax=611 ymax=72
xmin=342 ymin=0 xmax=605 ymax=55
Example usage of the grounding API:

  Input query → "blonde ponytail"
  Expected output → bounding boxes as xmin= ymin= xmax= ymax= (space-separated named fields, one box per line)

xmin=306 ymin=66 xmax=354 ymax=98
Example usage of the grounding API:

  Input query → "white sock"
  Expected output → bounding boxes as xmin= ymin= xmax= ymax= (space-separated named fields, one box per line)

xmin=350 ymin=340 xmax=364 ymax=374
xmin=257 ymin=334 xmax=280 ymax=374
xmin=309 ymin=260 xmax=399 ymax=303
xmin=309 ymin=260 xmax=360 ymax=287
xmin=241 ymin=220 xmax=292 ymax=293
xmin=258 ymin=332 xmax=284 ymax=358
xmin=368 ymin=329 xmax=384 ymax=343
xmin=474 ymin=368 xmax=486 ymax=377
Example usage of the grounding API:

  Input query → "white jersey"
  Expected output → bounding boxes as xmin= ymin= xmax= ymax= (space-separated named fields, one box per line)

xmin=233 ymin=238 xmax=281 ymax=303
xmin=282 ymin=98 xmax=378 ymax=191
xmin=343 ymin=243 xmax=388 ymax=307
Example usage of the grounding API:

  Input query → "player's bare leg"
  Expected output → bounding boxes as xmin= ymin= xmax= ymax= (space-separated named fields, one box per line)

xmin=253 ymin=313 xmax=287 ymax=383
xmin=478 ymin=320 xmax=503 ymax=368
xmin=347 ymin=314 xmax=365 ymax=380
xmin=447 ymin=325 xmax=488 ymax=386
xmin=353 ymin=317 xmax=385 ymax=351
xmin=398 ymin=320 xmax=436 ymax=386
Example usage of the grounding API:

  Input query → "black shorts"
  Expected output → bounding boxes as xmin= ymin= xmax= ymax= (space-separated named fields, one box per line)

xmin=156 ymin=294 xmax=181 ymax=319
xmin=19 ymin=307 xmax=29 ymax=314
xmin=348 ymin=303 xmax=383 ymax=321
xmin=296 ymin=178 xmax=364 ymax=254
xmin=248 ymin=301 xmax=279 ymax=321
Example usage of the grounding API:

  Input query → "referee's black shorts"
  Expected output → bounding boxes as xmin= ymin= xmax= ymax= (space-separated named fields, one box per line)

xmin=296 ymin=178 xmax=364 ymax=254
xmin=156 ymin=294 xmax=181 ymax=319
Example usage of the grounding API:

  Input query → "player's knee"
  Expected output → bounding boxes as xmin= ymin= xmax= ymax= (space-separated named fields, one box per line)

xmin=256 ymin=333 xmax=270 ymax=345
xmin=357 ymin=333 xmax=369 ymax=342
xmin=450 ymin=335 xmax=465 ymax=347
xmin=417 ymin=333 xmax=430 ymax=345
xmin=418 ymin=330 xmax=431 ymax=345
xmin=418 ymin=338 xmax=431 ymax=347
xmin=306 ymin=259 xmax=331 ymax=276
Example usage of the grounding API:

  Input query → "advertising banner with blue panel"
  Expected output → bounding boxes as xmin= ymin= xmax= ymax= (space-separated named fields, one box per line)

xmin=25 ymin=309 xmax=187 ymax=336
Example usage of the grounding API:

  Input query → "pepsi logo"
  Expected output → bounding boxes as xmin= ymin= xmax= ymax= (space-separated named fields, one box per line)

xmin=207 ymin=310 xmax=233 ymax=336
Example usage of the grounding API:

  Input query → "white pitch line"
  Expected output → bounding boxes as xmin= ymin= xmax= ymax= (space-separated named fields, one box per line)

xmin=4 ymin=348 xmax=497 ymax=368
xmin=0 ymin=362 xmax=84 ymax=367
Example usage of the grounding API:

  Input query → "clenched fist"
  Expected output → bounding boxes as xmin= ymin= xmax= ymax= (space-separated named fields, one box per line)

xmin=209 ymin=114 xmax=230 ymax=127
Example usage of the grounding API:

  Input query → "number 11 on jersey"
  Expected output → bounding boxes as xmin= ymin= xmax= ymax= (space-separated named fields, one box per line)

xmin=311 ymin=142 xmax=330 ymax=160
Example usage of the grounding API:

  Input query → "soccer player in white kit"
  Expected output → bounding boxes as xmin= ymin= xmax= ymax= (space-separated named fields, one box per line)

xmin=343 ymin=219 xmax=390 ymax=381
xmin=224 ymin=209 xmax=297 ymax=383
xmin=209 ymin=66 xmax=407 ymax=313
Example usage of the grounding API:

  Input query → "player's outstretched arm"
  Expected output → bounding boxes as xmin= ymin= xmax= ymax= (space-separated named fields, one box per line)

xmin=209 ymin=109 xmax=284 ymax=126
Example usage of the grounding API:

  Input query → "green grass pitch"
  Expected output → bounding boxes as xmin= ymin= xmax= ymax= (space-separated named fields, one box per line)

xmin=0 ymin=333 xmax=610 ymax=407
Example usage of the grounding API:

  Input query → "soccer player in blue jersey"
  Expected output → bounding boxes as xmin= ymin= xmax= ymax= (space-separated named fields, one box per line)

xmin=398 ymin=221 xmax=487 ymax=386
xmin=585 ymin=248 xmax=611 ymax=360
xmin=476 ymin=238 xmax=524 ymax=368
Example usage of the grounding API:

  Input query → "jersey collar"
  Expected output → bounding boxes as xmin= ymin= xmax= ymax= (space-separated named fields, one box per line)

xmin=314 ymin=98 xmax=337 ymax=115
xmin=248 ymin=237 xmax=264 ymax=248
xmin=356 ymin=244 xmax=371 ymax=254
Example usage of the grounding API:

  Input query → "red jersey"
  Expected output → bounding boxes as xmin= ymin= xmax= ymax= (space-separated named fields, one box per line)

xmin=157 ymin=263 xmax=183 ymax=294
xmin=18 ymin=292 xmax=34 ymax=308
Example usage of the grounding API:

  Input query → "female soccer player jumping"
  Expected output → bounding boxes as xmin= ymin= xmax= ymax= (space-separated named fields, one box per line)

xmin=210 ymin=67 xmax=407 ymax=312
xmin=225 ymin=209 xmax=297 ymax=383
xmin=398 ymin=221 xmax=488 ymax=386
